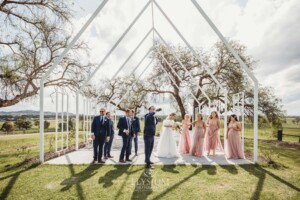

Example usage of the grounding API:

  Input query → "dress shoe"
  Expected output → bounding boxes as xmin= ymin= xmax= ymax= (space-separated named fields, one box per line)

xmin=126 ymin=159 xmax=132 ymax=162
xmin=107 ymin=155 xmax=114 ymax=158
xmin=98 ymin=160 xmax=105 ymax=164
xmin=146 ymin=164 xmax=155 ymax=169
xmin=104 ymin=156 xmax=108 ymax=159
xmin=91 ymin=160 xmax=96 ymax=164
xmin=135 ymin=153 xmax=138 ymax=156
xmin=119 ymin=160 xmax=126 ymax=163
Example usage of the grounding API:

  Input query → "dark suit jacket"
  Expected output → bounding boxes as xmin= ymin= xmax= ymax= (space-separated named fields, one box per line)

xmin=131 ymin=116 xmax=141 ymax=136
xmin=143 ymin=112 xmax=158 ymax=136
xmin=117 ymin=116 xmax=132 ymax=137
xmin=91 ymin=115 xmax=110 ymax=138
xmin=108 ymin=119 xmax=114 ymax=136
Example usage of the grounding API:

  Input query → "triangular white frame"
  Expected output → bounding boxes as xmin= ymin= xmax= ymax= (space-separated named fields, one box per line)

xmin=39 ymin=0 xmax=258 ymax=163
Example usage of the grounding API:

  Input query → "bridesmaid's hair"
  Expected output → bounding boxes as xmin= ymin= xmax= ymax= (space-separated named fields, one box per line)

xmin=231 ymin=114 xmax=238 ymax=122
xmin=169 ymin=113 xmax=176 ymax=117
xmin=184 ymin=114 xmax=190 ymax=120
xmin=209 ymin=111 xmax=219 ymax=119
xmin=197 ymin=114 xmax=203 ymax=120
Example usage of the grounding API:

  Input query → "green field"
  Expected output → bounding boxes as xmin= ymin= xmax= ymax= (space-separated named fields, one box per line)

xmin=0 ymin=117 xmax=299 ymax=199
xmin=1 ymin=117 xmax=299 ymax=142
xmin=0 ymin=135 xmax=299 ymax=199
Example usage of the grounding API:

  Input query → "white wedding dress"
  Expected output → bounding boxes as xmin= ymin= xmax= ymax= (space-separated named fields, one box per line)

xmin=156 ymin=119 xmax=180 ymax=158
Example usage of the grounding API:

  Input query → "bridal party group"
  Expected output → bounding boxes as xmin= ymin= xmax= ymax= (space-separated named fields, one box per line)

xmin=90 ymin=106 xmax=244 ymax=168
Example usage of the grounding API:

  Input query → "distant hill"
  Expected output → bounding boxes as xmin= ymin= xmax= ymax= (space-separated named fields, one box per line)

xmin=0 ymin=110 xmax=74 ymax=116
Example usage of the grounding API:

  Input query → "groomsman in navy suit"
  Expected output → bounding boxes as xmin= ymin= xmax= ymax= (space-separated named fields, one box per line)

xmin=104 ymin=111 xmax=115 ymax=159
xmin=118 ymin=109 xmax=134 ymax=163
xmin=144 ymin=106 xmax=160 ymax=169
xmin=91 ymin=108 xmax=111 ymax=164
xmin=129 ymin=110 xmax=141 ymax=156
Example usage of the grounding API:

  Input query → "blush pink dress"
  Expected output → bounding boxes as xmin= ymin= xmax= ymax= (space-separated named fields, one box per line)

xmin=226 ymin=122 xmax=244 ymax=159
xmin=191 ymin=122 xmax=205 ymax=157
xmin=178 ymin=120 xmax=191 ymax=154
xmin=205 ymin=119 xmax=223 ymax=152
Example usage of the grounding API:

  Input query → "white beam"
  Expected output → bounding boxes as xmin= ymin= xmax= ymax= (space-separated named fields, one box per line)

xmin=114 ymin=59 xmax=153 ymax=108
xmin=81 ymin=1 xmax=152 ymax=88
xmin=106 ymin=48 xmax=153 ymax=105
xmin=95 ymin=28 xmax=153 ymax=101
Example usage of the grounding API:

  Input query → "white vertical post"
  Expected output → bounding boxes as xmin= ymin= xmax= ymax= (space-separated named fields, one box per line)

xmin=83 ymin=98 xmax=86 ymax=143
xmin=75 ymin=93 xmax=79 ymax=150
xmin=254 ymin=83 xmax=258 ymax=162
xmin=39 ymin=80 xmax=44 ymax=162
xmin=61 ymin=92 xmax=64 ymax=150
xmin=55 ymin=90 xmax=58 ymax=152
xmin=224 ymin=91 xmax=228 ymax=152
xmin=66 ymin=94 xmax=69 ymax=149
xmin=242 ymin=92 xmax=245 ymax=152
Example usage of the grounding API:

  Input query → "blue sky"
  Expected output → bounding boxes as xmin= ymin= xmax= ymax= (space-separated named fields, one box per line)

xmin=1 ymin=0 xmax=300 ymax=116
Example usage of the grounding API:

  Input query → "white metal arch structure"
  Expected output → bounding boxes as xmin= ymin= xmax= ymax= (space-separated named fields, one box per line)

xmin=39 ymin=0 xmax=258 ymax=163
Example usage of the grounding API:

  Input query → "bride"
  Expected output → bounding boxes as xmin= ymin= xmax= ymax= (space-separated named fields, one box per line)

xmin=156 ymin=113 xmax=180 ymax=158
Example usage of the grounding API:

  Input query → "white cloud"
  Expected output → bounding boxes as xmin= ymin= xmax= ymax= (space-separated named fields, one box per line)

xmin=3 ymin=0 xmax=300 ymax=116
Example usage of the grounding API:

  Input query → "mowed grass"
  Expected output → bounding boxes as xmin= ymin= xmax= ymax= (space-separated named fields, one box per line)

xmin=0 ymin=138 xmax=299 ymax=200
xmin=0 ymin=118 xmax=299 ymax=199
xmin=0 ymin=132 xmax=85 ymax=171
xmin=0 ymin=124 xmax=300 ymax=200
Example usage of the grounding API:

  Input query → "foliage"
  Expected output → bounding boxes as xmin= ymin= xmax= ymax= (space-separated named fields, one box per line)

xmin=0 ymin=0 xmax=94 ymax=107
xmin=1 ymin=121 xmax=15 ymax=134
xmin=15 ymin=119 xmax=32 ymax=130
xmin=94 ymin=75 xmax=149 ymax=113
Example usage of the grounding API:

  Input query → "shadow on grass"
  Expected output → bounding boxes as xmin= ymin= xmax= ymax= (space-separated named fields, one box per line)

xmin=240 ymin=164 xmax=300 ymax=200
xmin=161 ymin=165 xmax=179 ymax=174
xmin=218 ymin=164 xmax=238 ymax=175
xmin=131 ymin=168 xmax=153 ymax=200
xmin=138 ymin=165 xmax=217 ymax=199
xmin=98 ymin=165 xmax=130 ymax=188
xmin=60 ymin=156 xmax=103 ymax=200
xmin=0 ymin=163 xmax=40 ymax=200
xmin=98 ymin=164 xmax=144 ymax=199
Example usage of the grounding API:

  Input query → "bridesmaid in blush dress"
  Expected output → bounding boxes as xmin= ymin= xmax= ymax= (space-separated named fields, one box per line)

xmin=205 ymin=111 xmax=223 ymax=156
xmin=191 ymin=114 xmax=206 ymax=157
xmin=178 ymin=114 xmax=192 ymax=154
xmin=226 ymin=114 xmax=245 ymax=159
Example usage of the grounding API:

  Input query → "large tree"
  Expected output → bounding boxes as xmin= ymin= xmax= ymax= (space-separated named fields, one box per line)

xmin=0 ymin=0 xmax=92 ymax=107
xmin=92 ymin=75 xmax=149 ymax=114
xmin=144 ymin=41 xmax=285 ymax=128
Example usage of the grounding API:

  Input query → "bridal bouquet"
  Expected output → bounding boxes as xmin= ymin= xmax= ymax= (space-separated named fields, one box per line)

xmin=173 ymin=122 xmax=183 ymax=133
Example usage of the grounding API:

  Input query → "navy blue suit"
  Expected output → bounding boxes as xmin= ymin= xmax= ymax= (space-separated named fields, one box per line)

xmin=143 ymin=112 xmax=158 ymax=165
xmin=91 ymin=115 xmax=110 ymax=161
xmin=117 ymin=116 xmax=133 ymax=160
xmin=129 ymin=116 xmax=141 ymax=155
xmin=104 ymin=119 xmax=114 ymax=156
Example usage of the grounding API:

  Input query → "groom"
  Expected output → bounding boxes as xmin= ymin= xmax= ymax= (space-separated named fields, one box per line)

xmin=91 ymin=108 xmax=111 ymax=164
xmin=144 ymin=106 xmax=160 ymax=169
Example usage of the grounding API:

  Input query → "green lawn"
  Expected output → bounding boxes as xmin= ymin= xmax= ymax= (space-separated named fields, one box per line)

xmin=0 ymin=128 xmax=299 ymax=199
xmin=0 ymin=138 xmax=299 ymax=199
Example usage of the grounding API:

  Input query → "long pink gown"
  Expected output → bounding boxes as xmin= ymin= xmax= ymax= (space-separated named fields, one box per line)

xmin=205 ymin=119 xmax=223 ymax=152
xmin=226 ymin=123 xmax=244 ymax=159
xmin=178 ymin=120 xmax=191 ymax=154
xmin=191 ymin=122 xmax=205 ymax=157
